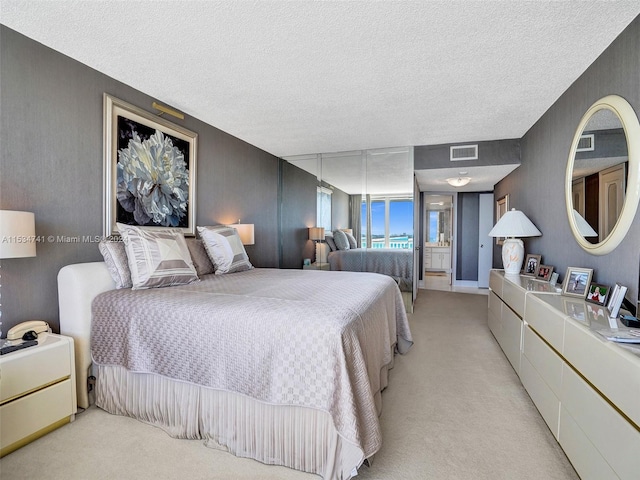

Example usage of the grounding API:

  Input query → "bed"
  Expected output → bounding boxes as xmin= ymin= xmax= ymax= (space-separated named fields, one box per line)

xmin=58 ymin=262 xmax=412 ymax=480
xmin=327 ymin=248 xmax=413 ymax=292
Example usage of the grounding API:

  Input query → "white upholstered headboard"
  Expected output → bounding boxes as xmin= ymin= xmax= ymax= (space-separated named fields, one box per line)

xmin=58 ymin=262 xmax=115 ymax=409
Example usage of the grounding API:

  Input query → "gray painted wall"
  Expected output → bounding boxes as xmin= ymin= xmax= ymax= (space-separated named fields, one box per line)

xmin=414 ymin=139 xmax=520 ymax=170
xmin=279 ymin=160 xmax=317 ymax=268
xmin=494 ymin=15 xmax=640 ymax=303
xmin=0 ymin=27 xmax=280 ymax=334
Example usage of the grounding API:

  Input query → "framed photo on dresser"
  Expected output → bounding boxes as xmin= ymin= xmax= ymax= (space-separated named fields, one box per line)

xmin=523 ymin=254 xmax=541 ymax=276
xmin=561 ymin=267 xmax=593 ymax=299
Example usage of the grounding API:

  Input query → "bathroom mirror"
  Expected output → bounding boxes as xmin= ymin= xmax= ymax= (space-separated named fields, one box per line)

xmin=565 ymin=95 xmax=640 ymax=255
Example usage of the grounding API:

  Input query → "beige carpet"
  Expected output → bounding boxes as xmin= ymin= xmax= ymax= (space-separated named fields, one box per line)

xmin=0 ymin=290 xmax=579 ymax=480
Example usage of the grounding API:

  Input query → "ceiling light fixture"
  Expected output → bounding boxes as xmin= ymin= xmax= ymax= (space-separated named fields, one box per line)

xmin=446 ymin=177 xmax=471 ymax=187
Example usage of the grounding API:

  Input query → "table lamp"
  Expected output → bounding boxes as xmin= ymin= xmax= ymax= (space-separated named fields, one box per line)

xmin=232 ymin=220 xmax=255 ymax=245
xmin=0 ymin=210 xmax=37 ymax=338
xmin=488 ymin=208 xmax=541 ymax=275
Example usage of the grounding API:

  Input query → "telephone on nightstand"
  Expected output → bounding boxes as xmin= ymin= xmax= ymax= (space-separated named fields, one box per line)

xmin=7 ymin=320 xmax=50 ymax=341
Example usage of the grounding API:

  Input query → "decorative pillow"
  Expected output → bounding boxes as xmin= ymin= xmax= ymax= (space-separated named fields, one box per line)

xmin=332 ymin=229 xmax=350 ymax=250
xmin=345 ymin=231 xmax=358 ymax=249
xmin=325 ymin=235 xmax=337 ymax=252
xmin=186 ymin=238 xmax=215 ymax=276
xmin=117 ymin=223 xmax=199 ymax=290
xmin=98 ymin=239 xmax=132 ymax=289
xmin=197 ymin=225 xmax=254 ymax=274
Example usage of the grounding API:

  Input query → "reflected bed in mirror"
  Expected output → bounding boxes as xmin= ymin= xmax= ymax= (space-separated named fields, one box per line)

xmin=565 ymin=95 xmax=640 ymax=255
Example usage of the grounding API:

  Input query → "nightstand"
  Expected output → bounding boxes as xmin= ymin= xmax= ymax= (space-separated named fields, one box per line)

xmin=0 ymin=333 xmax=77 ymax=457
xmin=303 ymin=262 xmax=330 ymax=271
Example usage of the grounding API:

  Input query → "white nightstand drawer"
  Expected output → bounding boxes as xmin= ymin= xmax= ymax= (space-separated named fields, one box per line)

xmin=0 ymin=379 xmax=74 ymax=456
xmin=0 ymin=335 xmax=72 ymax=404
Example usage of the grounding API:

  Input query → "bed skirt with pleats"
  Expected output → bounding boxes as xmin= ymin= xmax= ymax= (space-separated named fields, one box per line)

xmin=94 ymin=364 xmax=376 ymax=480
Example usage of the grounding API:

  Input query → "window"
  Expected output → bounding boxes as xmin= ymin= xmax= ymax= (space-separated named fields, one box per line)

xmin=317 ymin=187 xmax=332 ymax=232
xmin=361 ymin=195 xmax=413 ymax=249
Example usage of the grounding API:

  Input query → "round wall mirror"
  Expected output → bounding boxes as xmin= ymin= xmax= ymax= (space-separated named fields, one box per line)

xmin=565 ymin=95 xmax=640 ymax=255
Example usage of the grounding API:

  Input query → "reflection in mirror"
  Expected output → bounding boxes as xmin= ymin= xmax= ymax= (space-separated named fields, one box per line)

xmin=570 ymin=108 xmax=627 ymax=243
xmin=284 ymin=147 xmax=414 ymax=310
xmin=566 ymin=95 xmax=640 ymax=255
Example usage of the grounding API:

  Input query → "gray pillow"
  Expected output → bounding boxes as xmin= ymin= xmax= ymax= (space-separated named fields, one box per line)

xmin=325 ymin=235 xmax=337 ymax=252
xmin=98 ymin=239 xmax=132 ymax=289
xmin=186 ymin=238 xmax=215 ymax=276
xmin=333 ymin=229 xmax=350 ymax=250
xmin=345 ymin=232 xmax=358 ymax=249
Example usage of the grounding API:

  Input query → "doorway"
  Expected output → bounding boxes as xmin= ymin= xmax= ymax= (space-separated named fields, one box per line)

xmin=423 ymin=194 xmax=453 ymax=289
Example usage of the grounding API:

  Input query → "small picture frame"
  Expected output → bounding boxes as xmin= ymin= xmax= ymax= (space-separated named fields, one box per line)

xmin=303 ymin=258 xmax=311 ymax=266
xmin=535 ymin=264 xmax=554 ymax=281
xmin=586 ymin=283 xmax=610 ymax=306
xmin=607 ymin=283 xmax=628 ymax=318
xmin=549 ymin=272 xmax=559 ymax=286
xmin=523 ymin=254 xmax=541 ymax=276
xmin=561 ymin=267 xmax=593 ymax=299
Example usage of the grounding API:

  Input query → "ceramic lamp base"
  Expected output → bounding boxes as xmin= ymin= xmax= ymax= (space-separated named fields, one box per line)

xmin=501 ymin=238 xmax=524 ymax=275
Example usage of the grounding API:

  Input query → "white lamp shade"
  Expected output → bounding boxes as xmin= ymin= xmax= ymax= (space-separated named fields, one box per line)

xmin=233 ymin=224 xmax=254 ymax=245
xmin=572 ymin=210 xmax=598 ymax=237
xmin=309 ymin=227 xmax=325 ymax=241
xmin=0 ymin=210 xmax=36 ymax=258
xmin=488 ymin=209 xmax=541 ymax=275
xmin=488 ymin=209 xmax=542 ymax=238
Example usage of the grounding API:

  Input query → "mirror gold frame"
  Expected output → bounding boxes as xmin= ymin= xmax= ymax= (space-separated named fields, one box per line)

xmin=565 ymin=95 xmax=640 ymax=255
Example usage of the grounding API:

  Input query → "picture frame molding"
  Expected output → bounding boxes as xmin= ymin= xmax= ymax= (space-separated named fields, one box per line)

xmin=561 ymin=267 xmax=594 ymax=298
xmin=103 ymin=93 xmax=198 ymax=236
xmin=495 ymin=194 xmax=509 ymax=245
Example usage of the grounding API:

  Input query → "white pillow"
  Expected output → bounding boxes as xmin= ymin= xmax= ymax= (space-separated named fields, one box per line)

xmin=197 ymin=225 xmax=254 ymax=274
xmin=117 ymin=223 xmax=198 ymax=290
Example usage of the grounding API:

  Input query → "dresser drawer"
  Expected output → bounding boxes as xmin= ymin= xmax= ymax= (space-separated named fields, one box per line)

xmin=522 ymin=326 xmax=563 ymax=396
xmin=559 ymin=405 xmax=618 ymax=480
xmin=561 ymin=364 xmax=640 ymax=480
xmin=563 ymin=319 xmax=640 ymax=427
xmin=501 ymin=305 xmax=523 ymax=374
xmin=503 ymin=280 xmax=525 ymax=318
xmin=520 ymin=354 xmax=560 ymax=439
xmin=524 ymin=294 xmax=565 ymax=352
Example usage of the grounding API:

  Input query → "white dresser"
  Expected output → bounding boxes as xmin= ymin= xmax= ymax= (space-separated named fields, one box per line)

xmin=489 ymin=270 xmax=640 ymax=480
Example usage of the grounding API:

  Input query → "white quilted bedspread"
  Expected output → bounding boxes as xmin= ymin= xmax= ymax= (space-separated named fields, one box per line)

xmin=91 ymin=268 xmax=412 ymax=457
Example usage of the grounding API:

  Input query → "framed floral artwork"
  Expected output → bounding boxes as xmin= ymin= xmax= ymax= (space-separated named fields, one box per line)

xmin=103 ymin=94 xmax=197 ymax=236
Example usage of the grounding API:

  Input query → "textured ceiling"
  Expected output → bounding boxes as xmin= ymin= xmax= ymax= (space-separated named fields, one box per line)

xmin=2 ymin=1 xmax=640 ymax=191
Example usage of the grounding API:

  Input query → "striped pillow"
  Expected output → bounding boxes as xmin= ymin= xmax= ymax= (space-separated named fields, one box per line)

xmin=117 ymin=223 xmax=199 ymax=290
xmin=197 ymin=225 xmax=254 ymax=275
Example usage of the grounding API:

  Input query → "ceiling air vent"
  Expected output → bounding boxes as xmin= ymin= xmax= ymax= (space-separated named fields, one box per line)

xmin=450 ymin=144 xmax=478 ymax=161
xmin=576 ymin=134 xmax=594 ymax=152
